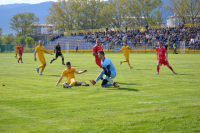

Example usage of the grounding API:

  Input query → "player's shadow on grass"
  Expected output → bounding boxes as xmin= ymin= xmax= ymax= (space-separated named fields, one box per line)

xmin=50 ymin=75 xmax=61 ymax=77
xmin=108 ymin=88 xmax=139 ymax=92
xmin=117 ymin=82 xmax=137 ymax=86
xmin=135 ymin=69 xmax=152 ymax=70
xmin=176 ymin=74 xmax=193 ymax=76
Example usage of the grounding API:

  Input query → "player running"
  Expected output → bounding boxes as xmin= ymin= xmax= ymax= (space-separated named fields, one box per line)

xmin=14 ymin=44 xmax=18 ymax=59
xmin=93 ymin=39 xmax=103 ymax=68
xmin=156 ymin=41 xmax=177 ymax=74
xmin=55 ymin=62 xmax=89 ymax=87
xmin=90 ymin=51 xmax=120 ymax=87
xmin=116 ymin=42 xmax=133 ymax=69
xmin=34 ymin=41 xmax=53 ymax=75
xmin=17 ymin=44 xmax=24 ymax=63
xmin=50 ymin=42 xmax=65 ymax=65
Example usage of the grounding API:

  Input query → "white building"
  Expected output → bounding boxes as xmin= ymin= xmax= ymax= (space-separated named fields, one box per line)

xmin=33 ymin=24 xmax=59 ymax=35
xmin=167 ymin=14 xmax=200 ymax=26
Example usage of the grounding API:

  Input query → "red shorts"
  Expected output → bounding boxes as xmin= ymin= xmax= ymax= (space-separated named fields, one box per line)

xmin=19 ymin=53 xmax=23 ymax=57
xmin=95 ymin=59 xmax=102 ymax=68
xmin=158 ymin=60 xmax=169 ymax=66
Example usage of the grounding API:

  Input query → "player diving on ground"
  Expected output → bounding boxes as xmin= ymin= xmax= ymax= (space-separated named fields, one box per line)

xmin=90 ymin=51 xmax=120 ymax=87
xmin=55 ymin=62 xmax=89 ymax=87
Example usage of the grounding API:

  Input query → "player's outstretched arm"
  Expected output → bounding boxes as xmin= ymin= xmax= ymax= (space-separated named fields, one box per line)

xmin=55 ymin=76 xmax=63 ymax=86
xmin=44 ymin=51 xmax=54 ymax=55
xmin=75 ymin=70 xmax=87 ymax=74
xmin=34 ymin=51 xmax=37 ymax=61
xmin=115 ymin=50 xmax=121 ymax=53
xmin=93 ymin=52 xmax=98 ymax=56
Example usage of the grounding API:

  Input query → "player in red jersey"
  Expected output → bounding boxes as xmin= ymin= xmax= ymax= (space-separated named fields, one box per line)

xmin=156 ymin=41 xmax=177 ymax=74
xmin=93 ymin=39 xmax=103 ymax=68
xmin=17 ymin=44 xmax=24 ymax=63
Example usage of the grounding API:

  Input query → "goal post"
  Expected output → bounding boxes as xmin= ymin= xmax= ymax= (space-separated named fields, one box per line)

xmin=180 ymin=41 xmax=185 ymax=54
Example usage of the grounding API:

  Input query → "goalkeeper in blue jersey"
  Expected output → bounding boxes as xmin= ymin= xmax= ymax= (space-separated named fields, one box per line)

xmin=90 ymin=51 xmax=120 ymax=87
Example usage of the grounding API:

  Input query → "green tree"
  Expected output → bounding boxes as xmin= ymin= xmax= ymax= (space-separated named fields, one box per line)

xmin=2 ymin=34 xmax=14 ymax=45
xmin=9 ymin=12 xmax=39 ymax=36
xmin=14 ymin=37 xmax=20 ymax=44
xmin=0 ymin=28 xmax=2 ymax=45
xmin=166 ymin=0 xmax=188 ymax=24
xmin=185 ymin=0 xmax=200 ymax=24
xmin=25 ymin=36 xmax=34 ymax=48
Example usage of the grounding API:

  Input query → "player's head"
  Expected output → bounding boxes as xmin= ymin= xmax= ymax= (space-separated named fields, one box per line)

xmin=19 ymin=44 xmax=22 ymax=46
xmin=39 ymin=40 xmax=42 ymax=46
xmin=66 ymin=62 xmax=71 ymax=69
xmin=16 ymin=44 xmax=18 ymax=46
xmin=98 ymin=51 xmax=104 ymax=59
xmin=96 ymin=39 xmax=100 ymax=46
xmin=123 ymin=42 xmax=127 ymax=46
xmin=57 ymin=42 xmax=60 ymax=45
xmin=159 ymin=41 xmax=163 ymax=48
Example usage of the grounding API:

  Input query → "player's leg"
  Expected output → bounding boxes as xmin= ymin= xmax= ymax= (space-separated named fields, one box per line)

xmin=101 ymin=79 xmax=113 ymax=87
xmin=60 ymin=54 xmax=65 ymax=65
xmin=157 ymin=63 xmax=161 ymax=74
xmin=20 ymin=55 xmax=23 ymax=63
xmin=50 ymin=53 xmax=58 ymax=64
xmin=69 ymin=78 xmax=76 ymax=87
xmin=90 ymin=69 xmax=105 ymax=85
xmin=167 ymin=64 xmax=177 ymax=74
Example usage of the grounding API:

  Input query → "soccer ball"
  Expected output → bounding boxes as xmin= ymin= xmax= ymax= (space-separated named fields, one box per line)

xmin=63 ymin=82 xmax=69 ymax=88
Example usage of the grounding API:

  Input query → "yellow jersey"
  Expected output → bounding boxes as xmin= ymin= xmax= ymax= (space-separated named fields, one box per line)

xmin=62 ymin=68 xmax=76 ymax=83
xmin=121 ymin=46 xmax=130 ymax=58
xmin=14 ymin=46 xmax=18 ymax=53
xmin=35 ymin=46 xmax=45 ymax=60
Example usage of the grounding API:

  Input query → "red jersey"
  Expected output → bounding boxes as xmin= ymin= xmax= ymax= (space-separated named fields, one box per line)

xmin=156 ymin=47 xmax=166 ymax=60
xmin=93 ymin=45 xmax=102 ymax=60
xmin=17 ymin=46 xmax=24 ymax=54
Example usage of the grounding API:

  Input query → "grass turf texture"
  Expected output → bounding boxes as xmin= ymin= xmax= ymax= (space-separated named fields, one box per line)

xmin=0 ymin=53 xmax=200 ymax=132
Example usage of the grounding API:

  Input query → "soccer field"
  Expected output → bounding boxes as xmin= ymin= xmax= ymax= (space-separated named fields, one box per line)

xmin=0 ymin=53 xmax=200 ymax=132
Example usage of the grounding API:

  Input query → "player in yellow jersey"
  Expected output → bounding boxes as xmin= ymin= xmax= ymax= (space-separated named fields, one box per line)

xmin=34 ymin=41 xmax=53 ymax=75
xmin=55 ymin=62 xmax=89 ymax=87
xmin=14 ymin=44 xmax=18 ymax=58
xmin=116 ymin=43 xmax=133 ymax=69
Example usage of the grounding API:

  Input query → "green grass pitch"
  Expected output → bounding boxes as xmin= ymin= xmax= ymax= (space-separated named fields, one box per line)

xmin=0 ymin=52 xmax=200 ymax=132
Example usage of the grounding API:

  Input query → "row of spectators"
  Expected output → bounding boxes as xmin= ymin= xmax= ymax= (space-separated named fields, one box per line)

xmin=50 ymin=34 xmax=64 ymax=41
xmin=81 ymin=25 xmax=200 ymax=50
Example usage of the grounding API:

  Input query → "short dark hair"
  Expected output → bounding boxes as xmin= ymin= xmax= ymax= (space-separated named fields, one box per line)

xmin=66 ymin=62 xmax=71 ymax=65
xmin=98 ymin=51 xmax=104 ymax=56
xmin=159 ymin=41 xmax=163 ymax=45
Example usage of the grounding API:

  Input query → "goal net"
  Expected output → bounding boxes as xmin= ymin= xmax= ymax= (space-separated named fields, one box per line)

xmin=180 ymin=41 xmax=185 ymax=54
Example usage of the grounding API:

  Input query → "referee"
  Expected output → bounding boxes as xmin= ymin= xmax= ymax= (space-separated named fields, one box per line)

xmin=50 ymin=42 xmax=65 ymax=65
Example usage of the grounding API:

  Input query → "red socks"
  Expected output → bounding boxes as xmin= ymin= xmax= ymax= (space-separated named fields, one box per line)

xmin=169 ymin=66 xmax=174 ymax=72
xmin=157 ymin=66 xmax=160 ymax=73
xmin=18 ymin=58 xmax=22 ymax=62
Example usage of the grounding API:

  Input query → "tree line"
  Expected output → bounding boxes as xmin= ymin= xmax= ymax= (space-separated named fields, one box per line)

xmin=0 ymin=0 xmax=199 ymax=45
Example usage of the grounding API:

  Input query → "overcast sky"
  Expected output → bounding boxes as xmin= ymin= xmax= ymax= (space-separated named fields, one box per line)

xmin=0 ymin=0 xmax=57 ymax=5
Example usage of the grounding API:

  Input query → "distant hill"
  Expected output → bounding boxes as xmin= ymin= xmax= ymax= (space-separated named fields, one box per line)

xmin=0 ymin=0 xmax=172 ymax=35
xmin=0 ymin=1 xmax=55 ymax=35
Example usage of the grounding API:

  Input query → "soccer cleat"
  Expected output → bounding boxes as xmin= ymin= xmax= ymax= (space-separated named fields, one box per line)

xmin=130 ymin=66 xmax=133 ymax=69
xmin=39 ymin=73 xmax=43 ymax=75
xmin=21 ymin=62 xmax=23 ymax=63
xmin=18 ymin=60 xmax=19 ymax=63
xmin=109 ymin=77 xmax=113 ymax=83
xmin=62 ymin=63 xmax=65 ymax=65
xmin=113 ymin=82 xmax=120 ymax=87
xmin=36 ymin=67 xmax=39 ymax=73
xmin=173 ymin=71 xmax=177 ymax=74
xmin=50 ymin=60 xmax=53 ymax=64
xmin=90 ymin=80 xmax=96 ymax=85
xmin=156 ymin=72 xmax=159 ymax=75
xmin=82 ymin=84 xmax=89 ymax=86
xmin=120 ymin=61 xmax=122 ymax=65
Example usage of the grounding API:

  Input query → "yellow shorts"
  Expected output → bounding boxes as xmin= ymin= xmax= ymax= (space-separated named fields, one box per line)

xmin=68 ymin=78 xmax=76 ymax=84
xmin=39 ymin=58 xmax=46 ymax=65
xmin=124 ymin=57 xmax=129 ymax=61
